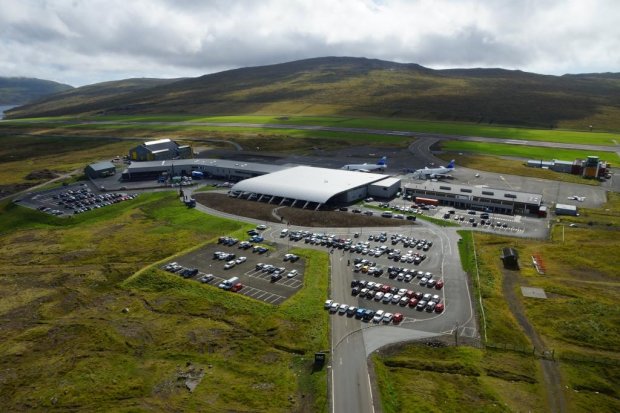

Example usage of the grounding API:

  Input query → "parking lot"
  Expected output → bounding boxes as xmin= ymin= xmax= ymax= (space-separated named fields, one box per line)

xmin=166 ymin=235 xmax=306 ymax=305
xmin=16 ymin=182 xmax=138 ymax=216
xmin=269 ymin=227 xmax=447 ymax=323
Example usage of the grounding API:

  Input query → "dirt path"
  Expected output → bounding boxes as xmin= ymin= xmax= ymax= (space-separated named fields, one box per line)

xmin=502 ymin=269 xmax=567 ymax=413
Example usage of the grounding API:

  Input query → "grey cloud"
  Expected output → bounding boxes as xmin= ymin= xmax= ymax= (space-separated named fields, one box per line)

xmin=412 ymin=26 xmax=530 ymax=67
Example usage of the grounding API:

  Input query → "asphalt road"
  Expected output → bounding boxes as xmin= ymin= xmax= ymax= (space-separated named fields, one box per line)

xmin=12 ymin=119 xmax=619 ymax=153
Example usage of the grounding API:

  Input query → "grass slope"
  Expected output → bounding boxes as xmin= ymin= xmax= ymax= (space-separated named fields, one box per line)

xmin=0 ymin=192 xmax=329 ymax=411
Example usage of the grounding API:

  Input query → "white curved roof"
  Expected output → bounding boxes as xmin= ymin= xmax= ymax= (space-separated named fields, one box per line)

xmin=232 ymin=166 xmax=387 ymax=203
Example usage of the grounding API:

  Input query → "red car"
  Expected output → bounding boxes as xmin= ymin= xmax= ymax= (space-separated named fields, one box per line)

xmin=380 ymin=284 xmax=391 ymax=293
xmin=408 ymin=298 xmax=419 ymax=308
xmin=392 ymin=313 xmax=404 ymax=323
xmin=413 ymin=291 xmax=423 ymax=300
xmin=435 ymin=303 xmax=444 ymax=313
xmin=405 ymin=290 xmax=415 ymax=298
xmin=435 ymin=280 xmax=444 ymax=290
xmin=230 ymin=282 xmax=243 ymax=292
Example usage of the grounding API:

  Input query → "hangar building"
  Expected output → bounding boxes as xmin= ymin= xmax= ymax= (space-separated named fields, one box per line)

xmin=404 ymin=182 xmax=543 ymax=215
xmin=230 ymin=166 xmax=398 ymax=209
xmin=129 ymin=138 xmax=193 ymax=161
xmin=121 ymin=159 xmax=286 ymax=181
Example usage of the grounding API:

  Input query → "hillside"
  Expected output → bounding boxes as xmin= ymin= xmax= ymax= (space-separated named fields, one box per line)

xmin=0 ymin=77 xmax=73 ymax=105
xmin=5 ymin=78 xmax=184 ymax=119
xmin=7 ymin=57 xmax=620 ymax=129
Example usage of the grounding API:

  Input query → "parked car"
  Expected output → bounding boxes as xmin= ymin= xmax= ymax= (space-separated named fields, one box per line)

xmin=287 ymin=269 xmax=299 ymax=278
xmin=382 ymin=313 xmax=394 ymax=323
xmin=199 ymin=274 xmax=214 ymax=283
xmin=372 ymin=310 xmax=385 ymax=323
xmin=324 ymin=299 xmax=334 ymax=309
xmin=224 ymin=260 xmax=236 ymax=269
xmin=435 ymin=303 xmax=445 ymax=313
xmin=230 ymin=282 xmax=243 ymax=292
xmin=435 ymin=280 xmax=444 ymax=290
xmin=392 ymin=313 xmax=404 ymax=323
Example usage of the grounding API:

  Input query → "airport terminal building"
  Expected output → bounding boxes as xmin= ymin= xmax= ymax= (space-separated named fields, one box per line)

xmin=231 ymin=166 xmax=400 ymax=209
xmin=404 ymin=182 xmax=543 ymax=215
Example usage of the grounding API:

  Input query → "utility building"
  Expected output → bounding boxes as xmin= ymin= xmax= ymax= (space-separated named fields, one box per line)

xmin=85 ymin=161 xmax=116 ymax=178
xmin=122 ymin=158 xmax=286 ymax=181
xmin=367 ymin=177 xmax=401 ymax=199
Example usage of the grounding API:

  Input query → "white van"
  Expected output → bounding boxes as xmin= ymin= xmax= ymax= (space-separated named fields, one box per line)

xmin=219 ymin=276 xmax=239 ymax=290
xmin=280 ymin=229 xmax=289 ymax=237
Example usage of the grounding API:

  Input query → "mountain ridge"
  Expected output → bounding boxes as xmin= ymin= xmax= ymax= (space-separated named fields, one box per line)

xmin=6 ymin=57 xmax=620 ymax=130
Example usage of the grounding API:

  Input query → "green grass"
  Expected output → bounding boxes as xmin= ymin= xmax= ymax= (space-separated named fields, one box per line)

xmin=373 ymin=344 xmax=544 ymax=413
xmin=457 ymin=230 xmax=529 ymax=346
xmin=7 ymin=114 xmax=620 ymax=145
xmin=0 ymin=134 xmax=136 ymax=188
xmin=441 ymin=140 xmax=619 ymax=162
xmin=0 ymin=191 xmax=329 ymax=411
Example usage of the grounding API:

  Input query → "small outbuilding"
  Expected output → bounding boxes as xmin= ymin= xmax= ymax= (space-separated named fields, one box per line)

xmin=85 ymin=161 xmax=116 ymax=178
xmin=500 ymin=247 xmax=519 ymax=269
xmin=555 ymin=203 xmax=578 ymax=216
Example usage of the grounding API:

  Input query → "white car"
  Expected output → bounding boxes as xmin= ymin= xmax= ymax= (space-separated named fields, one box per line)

xmin=224 ymin=260 xmax=236 ymax=269
xmin=256 ymin=224 xmax=267 ymax=230
xmin=235 ymin=256 xmax=247 ymax=264
xmin=287 ymin=269 xmax=298 ymax=278
xmin=324 ymin=299 xmax=334 ymax=309
xmin=374 ymin=292 xmax=385 ymax=301
xmin=373 ymin=309 xmax=385 ymax=323
xmin=383 ymin=313 xmax=394 ymax=323
xmin=338 ymin=304 xmax=349 ymax=314
xmin=330 ymin=302 xmax=339 ymax=312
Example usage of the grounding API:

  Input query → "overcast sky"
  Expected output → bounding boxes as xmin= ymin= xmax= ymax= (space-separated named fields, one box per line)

xmin=1 ymin=0 xmax=619 ymax=86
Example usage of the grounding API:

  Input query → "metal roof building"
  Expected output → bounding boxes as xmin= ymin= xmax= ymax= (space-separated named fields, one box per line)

xmin=231 ymin=166 xmax=389 ymax=208
xmin=85 ymin=161 xmax=116 ymax=178
xmin=404 ymin=181 xmax=543 ymax=215
xmin=122 ymin=158 xmax=287 ymax=181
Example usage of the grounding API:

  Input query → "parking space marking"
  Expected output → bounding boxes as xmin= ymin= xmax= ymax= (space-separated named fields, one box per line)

xmin=460 ymin=327 xmax=476 ymax=338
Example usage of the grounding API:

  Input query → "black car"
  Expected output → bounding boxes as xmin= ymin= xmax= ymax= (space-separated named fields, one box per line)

xmin=351 ymin=287 xmax=360 ymax=296
xmin=351 ymin=279 xmax=359 ymax=287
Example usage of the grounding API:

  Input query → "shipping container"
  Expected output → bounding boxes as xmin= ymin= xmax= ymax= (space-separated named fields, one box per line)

xmin=415 ymin=197 xmax=439 ymax=206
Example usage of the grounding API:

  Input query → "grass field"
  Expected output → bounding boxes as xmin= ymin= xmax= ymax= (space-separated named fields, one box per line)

xmin=436 ymin=153 xmax=601 ymax=186
xmin=5 ymin=114 xmax=620 ymax=145
xmin=0 ymin=192 xmax=329 ymax=411
xmin=440 ymin=140 xmax=619 ymax=162
xmin=0 ymin=135 xmax=138 ymax=194
xmin=373 ymin=344 xmax=544 ymax=413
